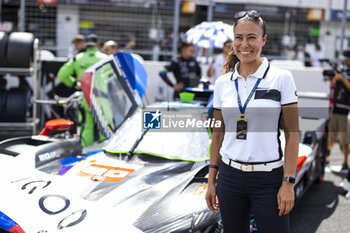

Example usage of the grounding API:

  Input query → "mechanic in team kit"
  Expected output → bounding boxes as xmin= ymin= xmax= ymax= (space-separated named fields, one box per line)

xmin=57 ymin=34 xmax=107 ymax=147
xmin=205 ymin=11 xmax=299 ymax=233
xmin=159 ymin=42 xmax=201 ymax=98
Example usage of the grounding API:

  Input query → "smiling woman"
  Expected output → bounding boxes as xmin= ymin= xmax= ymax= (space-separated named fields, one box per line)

xmin=205 ymin=10 xmax=299 ymax=233
xmin=223 ymin=10 xmax=267 ymax=76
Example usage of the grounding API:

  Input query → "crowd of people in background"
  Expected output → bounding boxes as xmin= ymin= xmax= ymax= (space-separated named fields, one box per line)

xmin=69 ymin=34 xmax=132 ymax=57
xmin=67 ymin=32 xmax=327 ymax=72
xmin=285 ymin=43 xmax=324 ymax=67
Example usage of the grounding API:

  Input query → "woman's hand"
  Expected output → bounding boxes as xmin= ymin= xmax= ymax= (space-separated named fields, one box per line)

xmin=277 ymin=181 xmax=295 ymax=216
xmin=205 ymin=183 xmax=219 ymax=212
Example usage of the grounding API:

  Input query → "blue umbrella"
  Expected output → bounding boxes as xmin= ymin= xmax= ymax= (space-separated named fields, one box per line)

xmin=185 ymin=21 xmax=233 ymax=49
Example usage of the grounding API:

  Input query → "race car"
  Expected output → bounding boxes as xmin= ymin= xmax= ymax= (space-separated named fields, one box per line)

xmin=0 ymin=53 xmax=326 ymax=232
xmin=0 ymin=54 xmax=222 ymax=233
xmin=0 ymin=102 xmax=222 ymax=233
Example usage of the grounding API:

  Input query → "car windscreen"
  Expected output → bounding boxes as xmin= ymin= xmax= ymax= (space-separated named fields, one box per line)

xmin=104 ymin=106 xmax=211 ymax=162
xmin=91 ymin=59 xmax=138 ymax=138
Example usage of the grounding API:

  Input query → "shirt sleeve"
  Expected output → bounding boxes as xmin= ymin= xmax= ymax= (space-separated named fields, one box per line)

xmin=164 ymin=59 xmax=176 ymax=73
xmin=213 ymin=79 xmax=222 ymax=110
xmin=280 ymin=71 xmax=298 ymax=105
xmin=57 ymin=60 xmax=76 ymax=87
xmin=164 ymin=59 xmax=182 ymax=83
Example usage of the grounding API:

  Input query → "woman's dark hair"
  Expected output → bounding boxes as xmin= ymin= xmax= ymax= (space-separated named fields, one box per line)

xmin=223 ymin=50 xmax=239 ymax=74
xmin=223 ymin=13 xmax=266 ymax=73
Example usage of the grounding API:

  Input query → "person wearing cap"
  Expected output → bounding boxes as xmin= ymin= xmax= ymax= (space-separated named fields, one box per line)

xmin=205 ymin=11 xmax=299 ymax=233
xmin=71 ymin=34 xmax=86 ymax=53
xmin=57 ymin=34 xmax=107 ymax=147
xmin=103 ymin=40 xmax=119 ymax=55
xmin=326 ymin=50 xmax=350 ymax=172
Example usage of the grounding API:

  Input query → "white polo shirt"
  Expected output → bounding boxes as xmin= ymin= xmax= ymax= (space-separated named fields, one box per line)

xmin=213 ymin=57 xmax=298 ymax=163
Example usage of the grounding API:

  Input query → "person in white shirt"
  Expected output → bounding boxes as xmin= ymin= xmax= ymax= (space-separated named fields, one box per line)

xmin=205 ymin=10 xmax=299 ymax=233
xmin=207 ymin=40 xmax=232 ymax=85
xmin=312 ymin=44 xmax=323 ymax=67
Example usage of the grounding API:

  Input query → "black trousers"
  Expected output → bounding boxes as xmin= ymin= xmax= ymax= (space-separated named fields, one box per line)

xmin=216 ymin=161 xmax=290 ymax=233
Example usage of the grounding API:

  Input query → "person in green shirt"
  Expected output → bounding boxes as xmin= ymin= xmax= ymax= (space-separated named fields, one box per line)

xmin=57 ymin=34 xmax=107 ymax=147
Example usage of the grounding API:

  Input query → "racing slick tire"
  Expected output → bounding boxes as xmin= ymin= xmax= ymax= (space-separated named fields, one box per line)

xmin=0 ymin=31 xmax=7 ymax=67
xmin=7 ymin=32 xmax=34 ymax=68
xmin=5 ymin=88 xmax=30 ymax=122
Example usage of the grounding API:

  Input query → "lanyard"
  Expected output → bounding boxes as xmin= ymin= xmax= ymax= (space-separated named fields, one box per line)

xmin=232 ymin=62 xmax=270 ymax=118
xmin=234 ymin=78 xmax=261 ymax=118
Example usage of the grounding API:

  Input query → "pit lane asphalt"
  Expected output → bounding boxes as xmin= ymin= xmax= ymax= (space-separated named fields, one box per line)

xmin=290 ymin=145 xmax=350 ymax=233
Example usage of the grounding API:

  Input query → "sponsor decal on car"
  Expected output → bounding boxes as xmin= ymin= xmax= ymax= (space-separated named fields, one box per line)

xmin=38 ymin=151 xmax=58 ymax=161
xmin=77 ymin=164 xmax=135 ymax=182
xmin=193 ymin=185 xmax=208 ymax=196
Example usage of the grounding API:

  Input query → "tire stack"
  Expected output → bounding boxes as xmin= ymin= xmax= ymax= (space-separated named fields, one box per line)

xmin=0 ymin=32 xmax=34 ymax=123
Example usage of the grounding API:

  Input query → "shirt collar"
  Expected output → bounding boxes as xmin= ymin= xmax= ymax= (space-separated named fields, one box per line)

xmin=231 ymin=57 xmax=269 ymax=81
xmin=86 ymin=47 xmax=99 ymax=52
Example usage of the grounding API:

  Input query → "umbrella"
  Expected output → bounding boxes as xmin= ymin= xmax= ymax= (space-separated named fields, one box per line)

xmin=185 ymin=21 xmax=233 ymax=49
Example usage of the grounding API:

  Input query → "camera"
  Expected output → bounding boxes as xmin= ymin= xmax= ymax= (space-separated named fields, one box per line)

xmin=322 ymin=67 xmax=350 ymax=81
xmin=322 ymin=69 xmax=335 ymax=80
xmin=320 ymin=59 xmax=350 ymax=81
